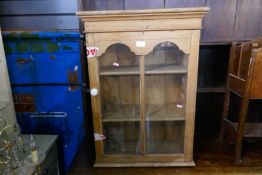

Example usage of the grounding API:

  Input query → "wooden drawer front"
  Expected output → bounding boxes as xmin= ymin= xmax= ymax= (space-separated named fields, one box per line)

xmin=84 ymin=18 xmax=202 ymax=33
xmin=228 ymin=75 xmax=245 ymax=96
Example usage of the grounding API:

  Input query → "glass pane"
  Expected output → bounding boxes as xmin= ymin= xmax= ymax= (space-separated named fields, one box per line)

xmin=99 ymin=44 xmax=139 ymax=76
xmin=145 ymin=42 xmax=187 ymax=154
xmin=100 ymin=76 xmax=140 ymax=122
xmin=98 ymin=44 xmax=141 ymax=154
xmin=146 ymin=121 xmax=185 ymax=154
xmin=103 ymin=122 xmax=141 ymax=154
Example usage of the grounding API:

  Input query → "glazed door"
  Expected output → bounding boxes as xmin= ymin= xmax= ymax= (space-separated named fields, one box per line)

xmin=98 ymin=44 xmax=141 ymax=155
xmin=144 ymin=42 xmax=188 ymax=154
xmin=90 ymin=39 xmax=193 ymax=159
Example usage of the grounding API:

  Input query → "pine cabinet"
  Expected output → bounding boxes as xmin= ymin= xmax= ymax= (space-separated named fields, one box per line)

xmin=77 ymin=7 xmax=208 ymax=167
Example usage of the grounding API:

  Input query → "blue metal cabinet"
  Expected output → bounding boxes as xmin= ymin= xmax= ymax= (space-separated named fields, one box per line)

xmin=13 ymin=86 xmax=85 ymax=173
xmin=3 ymin=32 xmax=82 ymax=84
xmin=3 ymin=32 xmax=85 ymax=174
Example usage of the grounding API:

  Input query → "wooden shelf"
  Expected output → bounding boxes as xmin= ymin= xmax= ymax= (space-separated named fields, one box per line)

xmin=99 ymin=64 xmax=187 ymax=76
xmin=102 ymin=105 xmax=139 ymax=122
xmin=102 ymin=104 xmax=185 ymax=122
xmin=197 ymin=87 xmax=227 ymax=93
xmin=100 ymin=65 xmax=139 ymax=76
xmin=146 ymin=141 xmax=183 ymax=154
xmin=224 ymin=120 xmax=262 ymax=138
xmin=145 ymin=64 xmax=187 ymax=75
xmin=146 ymin=104 xmax=185 ymax=121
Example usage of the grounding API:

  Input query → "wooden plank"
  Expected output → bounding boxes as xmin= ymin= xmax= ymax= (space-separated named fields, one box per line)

xmin=235 ymin=0 xmax=262 ymax=40
xmin=100 ymin=65 xmax=139 ymax=75
xmin=97 ymin=153 xmax=186 ymax=163
xmin=102 ymin=116 xmax=185 ymax=122
xmin=119 ymin=76 xmax=140 ymax=105
xmin=235 ymin=45 xmax=257 ymax=163
xmin=87 ymin=34 xmax=104 ymax=162
xmin=184 ymin=30 xmax=200 ymax=161
xmin=77 ymin=7 xmax=209 ymax=21
xmin=78 ymin=7 xmax=209 ymax=15
xmin=95 ymin=0 xmax=124 ymax=10
xmin=94 ymin=161 xmax=195 ymax=167
xmin=84 ymin=18 xmax=202 ymax=33
xmin=102 ymin=103 xmax=185 ymax=122
xmin=100 ymin=77 xmax=121 ymax=117
xmin=93 ymin=31 xmax=193 ymax=41
xmin=228 ymin=75 xmax=245 ymax=97
xmin=165 ymin=0 xmax=205 ymax=8
xmin=231 ymin=122 xmax=262 ymax=138
xmin=140 ymin=55 xmax=146 ymax=155
xmin=144 ymin=75 xmax=165 ymax=107
xmin=250 ymin=49 xmax=262 ymax=98
xmin=146 ymin=65 xmax=187 ymax=74
xmin=202 ymin=0 xmax=237 ymax=42
xmin=88 ymin=57 xmax=104 ymax=161
xmin=125 ymin=0 xmax=164 ymax=10
xmin=219 ymin=42 xmax=237 ymax=140
xmin=100 ymin=64 xmax=187 ymax=75
xmin=197 ymin=88 xmax=226 ymax=93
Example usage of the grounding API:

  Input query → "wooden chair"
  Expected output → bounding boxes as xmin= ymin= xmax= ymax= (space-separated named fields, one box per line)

xmin=220 ymin=38 xmax=262 ymax=163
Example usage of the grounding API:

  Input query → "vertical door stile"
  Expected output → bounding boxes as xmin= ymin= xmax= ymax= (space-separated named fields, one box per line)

xmin=140 ymin=55 xmax=146 ymax=155
xmin=88 ymin=33 xmax=104 ymax=160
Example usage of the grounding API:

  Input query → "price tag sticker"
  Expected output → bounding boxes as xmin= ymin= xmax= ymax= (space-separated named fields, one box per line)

xmin=86 ymin=47 xmax=99 ymax=58
xmin=94 ymin=133 xmax=106 ymax=141
xmin=136 ymin=41 xmax=146 ymax=47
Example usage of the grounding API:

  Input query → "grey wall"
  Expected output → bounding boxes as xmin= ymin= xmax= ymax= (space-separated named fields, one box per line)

xmin=0 ymin=0 xmax=80 ymax=31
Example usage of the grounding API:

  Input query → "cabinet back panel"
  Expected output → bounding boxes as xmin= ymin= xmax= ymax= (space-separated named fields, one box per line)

xmin=146 ymin=121 xmax=185 ymax=154
xmin=103 ymin=122 xmax=141 ymax=154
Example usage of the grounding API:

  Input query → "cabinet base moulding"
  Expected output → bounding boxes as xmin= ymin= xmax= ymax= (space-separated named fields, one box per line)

xmin=94 ymin=161 xmax=195 ymax=167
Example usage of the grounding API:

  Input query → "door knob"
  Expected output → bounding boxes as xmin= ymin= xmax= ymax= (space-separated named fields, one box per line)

xmin=90 ymin=88 xmax=98 ymax=96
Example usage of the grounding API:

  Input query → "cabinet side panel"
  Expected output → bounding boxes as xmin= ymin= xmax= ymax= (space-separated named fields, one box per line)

xmin=250 ymin=50 xmax=262 ymax=98
xmin=184 ymin=30 xmax=200 ymax=161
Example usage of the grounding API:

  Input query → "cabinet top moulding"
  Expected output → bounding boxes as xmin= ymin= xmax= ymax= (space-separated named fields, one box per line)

xmin=76 ymin=7 xmax=209 ymax=33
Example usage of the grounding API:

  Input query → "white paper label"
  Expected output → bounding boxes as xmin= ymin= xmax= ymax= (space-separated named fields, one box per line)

xmin=94 ymin=133 xmax=106 ymax=141
xmin=86 ymin=47 xmax=99 ymax=58
xmin=136 ymin=41 xmax=146 ymax=47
